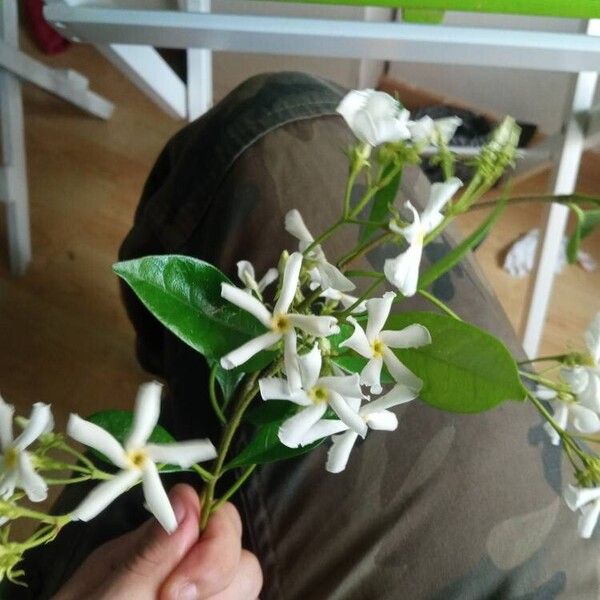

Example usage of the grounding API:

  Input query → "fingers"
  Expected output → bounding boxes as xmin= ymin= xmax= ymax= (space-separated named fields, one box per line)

xmin=208 ymin=550 xmax=263 ymax=600
xmin=160 ymin=502 xmax=262 ymax=600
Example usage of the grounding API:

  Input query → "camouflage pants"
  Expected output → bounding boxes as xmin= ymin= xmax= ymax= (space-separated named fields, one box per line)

xmin=15 ymin=72 xmax=598 ymax=599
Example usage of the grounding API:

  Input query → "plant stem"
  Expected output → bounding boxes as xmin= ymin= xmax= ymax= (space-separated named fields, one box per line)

xmin=209 ymin=365 xmax=227 ymax=425
xmin=343 ymin=165 xmax=360 ymax=218
xmin=344 ymin=269 xmax=382 ymax=278
xmin=212 ymin=465 xmax=256 ymax=512
xmin=338 ymin=231 xmax=393 ymax=270
xmin=200 ymin=372 xmax=260 ymax=530
xmin=303 ymin=218 xmax=345 ymax=255
xmin=517 ymin=355 xmax=569 ymax=366
xmin=348 ymin=163 xmax=403 ymax=220
xmin=467 ymin=193 xmax=600 ymax=212
xmin=417 ymin=289 xmax=462 ymax=320
xmin=192 ymin=463 xmax=214 ymax=483
xmin=337 ymin=275 xmax=385 ymax=319
xmin=518 ymin=369 xmax=564 ymax=391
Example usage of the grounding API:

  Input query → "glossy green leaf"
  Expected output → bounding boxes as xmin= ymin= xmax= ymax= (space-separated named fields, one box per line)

xmin=359 ymin=163 xmax=402 ymax=243
xmin=226 ymin=419 xmax=324 ymax=469
xmin=244 ymin=400 xmax=297 ymax=426
xmin=332 ymin=311 xmax=526 ymax=413
xmin=87 ymin=410 xmax=183 ymax=472
xmin=114 ymin=255 xmax=272 ymax=368
xmin=419 ymin=199 xmax=506 ymax=289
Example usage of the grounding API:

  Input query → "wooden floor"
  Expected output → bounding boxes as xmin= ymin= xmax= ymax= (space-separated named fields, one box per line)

xmin=0 ymin=38 xmax=599 ymax=446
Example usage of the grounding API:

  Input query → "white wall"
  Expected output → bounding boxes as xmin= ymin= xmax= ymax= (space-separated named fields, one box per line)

xmin=388 ymin=13 xmax=598 ymax=134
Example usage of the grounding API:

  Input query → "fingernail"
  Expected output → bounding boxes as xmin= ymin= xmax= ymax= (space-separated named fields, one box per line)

xmin=176 ymin=582 xmax=198 ymax=600
xmin=171 ymin=496 xmax=186 ymax=525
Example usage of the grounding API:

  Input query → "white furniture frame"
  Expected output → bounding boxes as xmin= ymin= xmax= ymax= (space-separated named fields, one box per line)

xmin=43 ymin=2 xmax=600 ymax=356
xmin=0 ymin=1 xmax=113 ymax=275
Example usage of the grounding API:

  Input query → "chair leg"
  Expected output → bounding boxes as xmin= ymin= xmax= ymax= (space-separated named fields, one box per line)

xmin=522 ymin=22 xmax=599 ymax=357
xmin=0 ymin=1 xmax=31 ymax=275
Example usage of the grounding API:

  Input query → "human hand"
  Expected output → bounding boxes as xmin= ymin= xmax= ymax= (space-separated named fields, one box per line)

xmin=54 ymin=483 xmax=262 ymax=599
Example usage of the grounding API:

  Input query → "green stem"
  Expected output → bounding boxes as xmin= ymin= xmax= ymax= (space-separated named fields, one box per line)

xmin=303 ymin=218 xmax=345 ymax=255
xmin=337 ymin=275 xmax=385 ymax=319
xmin=518 ymin=369 xmax=566 ymax=391
xmin=344 ymin=269 xmax=382 ymax=279
xmin=518 ymin=354 xmax=569 ymax=366
xmin=348 ymin=162 xmax=403 ymax=220
xmin=212 ymin=465 xmax=256 ymax=512
xmin=59 ymin=444 xmax=96 ymax=472
xmin=467 ymin=193 xmax=600 ymax=212
xmin=200 ymin=372 xmax=261 ymax=530
xmin=209 ymin=365 xmax=227 ymax=425
xmin=192 ymin=463 xmax=214 ymax=483
xmin=417 ymin=289 xmax=462 ymax=320
xmin=338 ymin=231 xmax=393 ymax=270
xmin=343 ymin=165 xmax=360 ymax=218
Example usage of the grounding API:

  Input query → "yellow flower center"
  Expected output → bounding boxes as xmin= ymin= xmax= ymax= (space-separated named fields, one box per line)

xmin=271 ymin=313 xmax=291 ymax=333
xmin=4 ymin=448 xmax=18 ymax=470
xmin=127 ymin=449 xmax=148 ymax=470
xmin=309 ymin=386 xmax=329 ymax=404
xmin=371 ymin=339 xmax=385 ymax=358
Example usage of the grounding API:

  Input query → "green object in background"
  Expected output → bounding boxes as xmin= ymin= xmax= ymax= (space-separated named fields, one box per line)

xmin=263 ymin=0 xmax=600 ymax=19
xmin=403 ymin=9 xmax=445 ymax=23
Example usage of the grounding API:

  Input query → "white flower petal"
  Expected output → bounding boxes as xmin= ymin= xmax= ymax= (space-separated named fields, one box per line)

xmin=366 ymin=292 xmax=395 ymax=342
xmin=72 ymin=469 xmax=139 ymax=522
xmin=362 ymin=384 xmax=418 ymax=414
xmin=570 ymin=404 xmax=600 ymax=434
xmin=258 ymin=268 xmax=278 ymax=292
xmin=336 ymin=89 xmax=372 ymax=126
xmin=543 ymin=403 xmax=568 ymax=446
xmin=221 ymin=283 xmax=271 ymax=327
xmin=564 ymin=484 xmax=600 ymax=511
xmin=561 ymin=366 xmax=588 ymax=395
xmin=421 ymin=177 xmax=462 ymax=233
xmin=17 ymin=451 xmax=47 ymax=502
xmin=434 ymin=117 xmax=462 ymax=145
xmin=543 ymin=422 xmax=561 ymax=446
xmin=382 ymin=347 xmax=423 ymax=391
xmin=320 ymin=289 xmax=366 ymax=313
xmin=285 ymin=209 xmax=314 ymax=247
xmin=339 ymin=317 xmax=371 ymax=358
xmin=282 ymin=330 xmax=302 ymax=392
xmin=0 ymin=470 xmax=18 ymax=500
xmin=126 ymin=381 xmax=162 ymax=450
xmin=278 ymin=404 xmax=327 ymax=449
xmin=298 ymin=344 xmax=322 ymax=391
xmin=319 ymin=374 xmax=364 ymax=399
xmin=237 ymin=260 xmax=256 ymax=288
xmin=578 ymin=500 xmax=600 ymax=539
xmin=317 ymin=262 xmax=356 ymax=293
xmin=361 ymin=357 xmax=384 ymax=394
xmin=384 ymin=239 xmax=423 ymax=298
xmin=146 ymin=440 xmax=217 ymax=468
xmin=365 ymin=410 xmax=398 ymax=431
xmin=288 ymin=314 xmax=339 ymax=337
xmin=14 ymin=403 xmax=52 ymax=451
xmin=274 ymin=252 xmax=303 ymax=315
xmin=300 ymin=419 xmax=348 ymax=445
xmin=326 ymin=431 xmax=359 ymax=473
xmin=407 ymin=115 xmax=435 ymax=145
xmin=259 ymin=377 xmax=296 ymax=401
xmin=328 ymin=391 xmax=368 ymax=438
xmin=535 ymin=385 xmax=558 ymax=401
xmin=380 ymin=324 xmax=431 ymax=349
xmin=579 ymin=372 xmax=600 ymax=413
xmin=142 ymin=461 xmax=177 ymax=533
xmin=0 ymin=397 xmax=14 ymax=451
xmin=220 ymin=331 xmax=281 ymax=370
xmin=584 ymin=312 xmax=600 ymax=365
xmin=67 ymin=414 xmax=127 ymax=469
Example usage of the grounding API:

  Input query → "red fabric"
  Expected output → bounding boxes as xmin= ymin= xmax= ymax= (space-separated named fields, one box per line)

xmin=23 ymin=0 xmax=70 ymax=55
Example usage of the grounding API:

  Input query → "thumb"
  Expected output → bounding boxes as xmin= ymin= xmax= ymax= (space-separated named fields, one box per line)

xmin=97 ymin=484 xmax=201 ymax=599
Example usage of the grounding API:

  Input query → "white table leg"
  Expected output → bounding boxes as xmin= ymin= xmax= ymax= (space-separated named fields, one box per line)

xmin=0 ymin=1 xmax=31 ymax=275
xmin=522 ymin=20 xmax=599 ymax=358
xmin=182 ymin=0 xmax=212 ymax=121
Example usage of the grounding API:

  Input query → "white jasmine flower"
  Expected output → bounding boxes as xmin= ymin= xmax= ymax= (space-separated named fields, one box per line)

xmin=564 ymin=484 xmax=600 ymax=539
xmin=535 ymin=386 xmax=600 ymax=445
xmin=259 ymin=344 xmax=368 ymax=448
xmin=68 ymin=382 xmax=216 ymax=533
xmin=285 ymin=209 xmax=355 ymax=293
xmin=561 ymin=313 xmax=600 ymax=413
xmin=301 ymin=384 xmax=417 ymax=473
xmin=337 ymin=89 xmax=411 ymax=147
xmin=384 ymin=177 xmax=463 ymax=296
xmin=220 ymin=252 xmax=340 ymax=390
xmin=340 ymin=292 xmax=430 ymax=393
xmin=407 ymin=115 xmax=462 ymax=147
xmin=237 ymin=260 xmax=278 ymax=296
xmin=0 ymin=397 xmax=52 ymax=502
xmin=320 ymin=288 xmax=367 ymax=314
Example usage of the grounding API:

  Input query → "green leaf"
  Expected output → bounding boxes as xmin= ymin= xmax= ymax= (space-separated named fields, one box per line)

xmin=210 ymin=361 xmax=244 ymax=410
xmin=359 ymin=163 xmax=401 ymax=243
xmin=333 ymin=312 xmax=526 ymax=413
xmin=226 ymin=419 xmax=324 ymax=469
xmin=114 ymin=255 xmax=273 ymax=369
xmin=244 ymin=400 xmax=297 ymax=426
xmin=419 ymin=199 xmax=506 ymax=289
xmin=87 ymin=410 xmax=182 ymax=472
xmin=567 ymin=206 xmax=600 ymax=263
